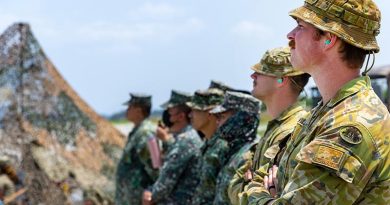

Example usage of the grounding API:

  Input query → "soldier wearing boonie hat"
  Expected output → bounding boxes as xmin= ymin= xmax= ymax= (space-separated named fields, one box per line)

xmin=228 ymin=47 xmax=309 ymax=205
xmin=243 ymin=1 xmax=390 ymax=204
xmin=115 ymin=93 xmax=158 ymax=205
xmin=208 ymin=91 xmax=261 ymax=204
xmin=187 ymin=89 xmax=229 ymax=205
xmin=143 ymin=90 xmax=203 ymax=205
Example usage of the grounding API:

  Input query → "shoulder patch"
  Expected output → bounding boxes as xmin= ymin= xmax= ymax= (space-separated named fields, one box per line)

xmin=313 ymin=145 xmax=344 ymax=170
xmin=340 ymin=127 xmax=362 ymax=145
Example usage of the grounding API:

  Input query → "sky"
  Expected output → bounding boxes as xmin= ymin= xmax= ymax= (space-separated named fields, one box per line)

xmin=1 ymin=0 xmax=389 ymax=115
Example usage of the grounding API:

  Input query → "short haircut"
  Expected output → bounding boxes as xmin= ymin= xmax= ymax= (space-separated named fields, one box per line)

xmin=132 ymin=102 xmax=151 ymax=118
xmin=289 ymin=73 xmax=311 ymax=94
xmin=313 ymin=28 xmax=367 ymax=69
xmin=175 ymin=104 xmax=192 ymax=122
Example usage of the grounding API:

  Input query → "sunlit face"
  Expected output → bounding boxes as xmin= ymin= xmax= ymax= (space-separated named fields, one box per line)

xmin=126 ymin=104 xmax=138 ymax=122
xmin=215 ymin=110 xmax=235 ymax=127
xmin=190 ymin=109 xmax=210 ymax=131
xmin=250 ymin=72 xmax=278 ymax=101
xmin=287 ymin=19 xmax=323 ymax=73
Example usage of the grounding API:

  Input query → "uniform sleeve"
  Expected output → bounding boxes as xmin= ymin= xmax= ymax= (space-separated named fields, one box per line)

xmin=246 ymin=126 xmax=377 ymax=205
xmin=151 ymin=138 xmax=194 ymax=203
xmin=191 ymin=147 xmax=225 ymax=205
xmin=227 ymin=160 xmax=251 ymax=205
xmin=238 ymin=163 xmax=269 ymax=205
xmin=138 ymin=130 xmax=160 ymax=181
xmin=214 ymin=150 xmax=254 ymax=205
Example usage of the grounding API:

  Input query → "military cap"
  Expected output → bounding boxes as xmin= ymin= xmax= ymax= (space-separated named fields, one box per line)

xmin=289 ymin=0 xmax=381 ymax=52
xmin=186 ymin=88 xmax=224 ymax=111
xmin=210 ymin=91 xmax=261 ymax=114
xmin=252 ymin=47 xmax=304 ymax=78
xmin=209 ymin=80 xmax=233 ymax=92
xmin=123 ymin=93 xmax=152 ymax=107
xmin=161 ymin=90 xmax=192 ymax=109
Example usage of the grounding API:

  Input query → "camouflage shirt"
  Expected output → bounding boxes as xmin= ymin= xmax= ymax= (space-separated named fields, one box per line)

xmin=190 ymin=132 xmax=229 ymax=205
xmin=228 ymin=103 xmax=307 ymax=205
xmin=115 ymin=119 xmax=158 ymax=205
xmin=214 ymin=142 xmax=256 ymax=205
xmin=245 ymin=77 xmax=390 ymax=204
xmin=151 ymin=125 xmax=203 ymax=205
xmin=214 ymin=110 xmax=260 ymax=205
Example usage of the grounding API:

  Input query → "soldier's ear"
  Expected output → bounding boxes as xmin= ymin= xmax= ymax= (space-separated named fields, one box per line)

xmin=323 ymin=32 xmax=337 ymax=50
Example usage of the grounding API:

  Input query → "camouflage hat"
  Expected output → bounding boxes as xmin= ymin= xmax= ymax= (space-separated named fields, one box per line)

xmin=251 ymin=47 xmax=304 ymax=78
xmin=210 ymin=91 xmax=261 ymax=114
xmin=161 ymin=90 xmax=192 ymax=109
xmin=209 ymin=80 xmax=233 ymax=92
xmin=186 ymin=88 xmax=224 ymax=111
xmin=123 ymin=93 xmax=152 ymax=107
xmin=289 ymin=0 xmax=381 ymax=52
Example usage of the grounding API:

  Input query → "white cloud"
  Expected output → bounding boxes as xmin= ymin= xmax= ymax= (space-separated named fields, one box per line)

xmin=231 ymin=21 xmax=274 ymax=41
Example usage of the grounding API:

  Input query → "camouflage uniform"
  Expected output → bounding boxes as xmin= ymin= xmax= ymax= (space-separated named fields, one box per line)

xmin=149 ymin=90 xmax=204 ymax=205
xmin=187 ymin=89 xmax=229 ymax=205
xmin=210 ymin=92 xmax=261 ymax=205
xmin=243 ymin=1 xmax=390 ymax=204
xmin=227 ymin=47 xmax=308 ymax=205
xmin=115 ymin=94 xmax=158 ymax=205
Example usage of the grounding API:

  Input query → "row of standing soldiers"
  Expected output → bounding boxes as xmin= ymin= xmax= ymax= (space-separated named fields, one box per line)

xmin=115 ymin=0 xmax=390 ymax=204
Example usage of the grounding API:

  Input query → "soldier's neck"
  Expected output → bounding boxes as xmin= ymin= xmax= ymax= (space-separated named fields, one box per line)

xmin=170 ymin=121 xmax=189 ymax=133
xmin=311 ymin=61 xmax=360 ymax=103
xmin=265 ymin=91 xmax=299 ymax=120
xmin=131 ymin=117 xmax=144 ymax=127
xmin=202 ymin=124 xmax=217 ymax=139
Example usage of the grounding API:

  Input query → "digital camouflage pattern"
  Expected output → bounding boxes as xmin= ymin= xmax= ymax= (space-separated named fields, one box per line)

xmin=244 ymin=77 xmax=390 ymax=204
xmin=214 ymin=142 xmax=256 ymax=205
xmin=210 ymin=91 xmax=261 ymax=115
xmin=213 ymin=92 xmax=261 ymax=205
xmin=150 ymin=126 xmax=203 ymax=204
xmin=187 ymin=89 xmax=225 ymax=111
xmin=251 ymin=47 xmax=304 ymax=78
xmin=122 ymin=93 xmax=152 ymax=107
xmin=209 ymin=80 xmax=234 ymax=93
xmin=289 ymin=0 xmax=381 ymax=52
xmin=228 ymin=103 xmax=308 ymax=205
xmin=190 ymin=132 xmax=229 ymax=205
xmin=161 ymin=90 xmax=192 ymax=109
xmin=115 ymin=119 xmax=158 ymax=205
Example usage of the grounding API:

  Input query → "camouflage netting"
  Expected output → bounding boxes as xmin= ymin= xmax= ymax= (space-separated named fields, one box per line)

xmin=0 ymin=23 xmax=125 ymax=204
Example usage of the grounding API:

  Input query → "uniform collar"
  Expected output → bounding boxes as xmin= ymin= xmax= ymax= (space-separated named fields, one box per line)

xmin=274 ymin=102 xmax=305 ymax=122
xmin=326 ymin=76 xmax=370 ymax=108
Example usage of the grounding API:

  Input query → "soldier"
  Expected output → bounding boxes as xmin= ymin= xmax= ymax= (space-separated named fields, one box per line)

xmin=142 ymin=90 xmax=203 ymax=205
xmin=210 ymin=91 xmax=261 ymax=205
xmin=187 ymin=89 xmax=228 ymax=205
xmin=115 ymin=93 xmax=158 ymax=205
xmin=228 ymin=47 xmax=310 ymax=204
xmin=244 ymin=0 xmax=390 ymax=204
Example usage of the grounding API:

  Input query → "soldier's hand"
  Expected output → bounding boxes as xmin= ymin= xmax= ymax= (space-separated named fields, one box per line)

xmin=156 ymin=126 xmax=171 ymax=142
xmin=264 ymin=165 xmax=278 ymax=197
xmin=142 ymin=190 xmax=152 ymax=205
xmin=244 ymin=169 xmax=253 ymax=181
